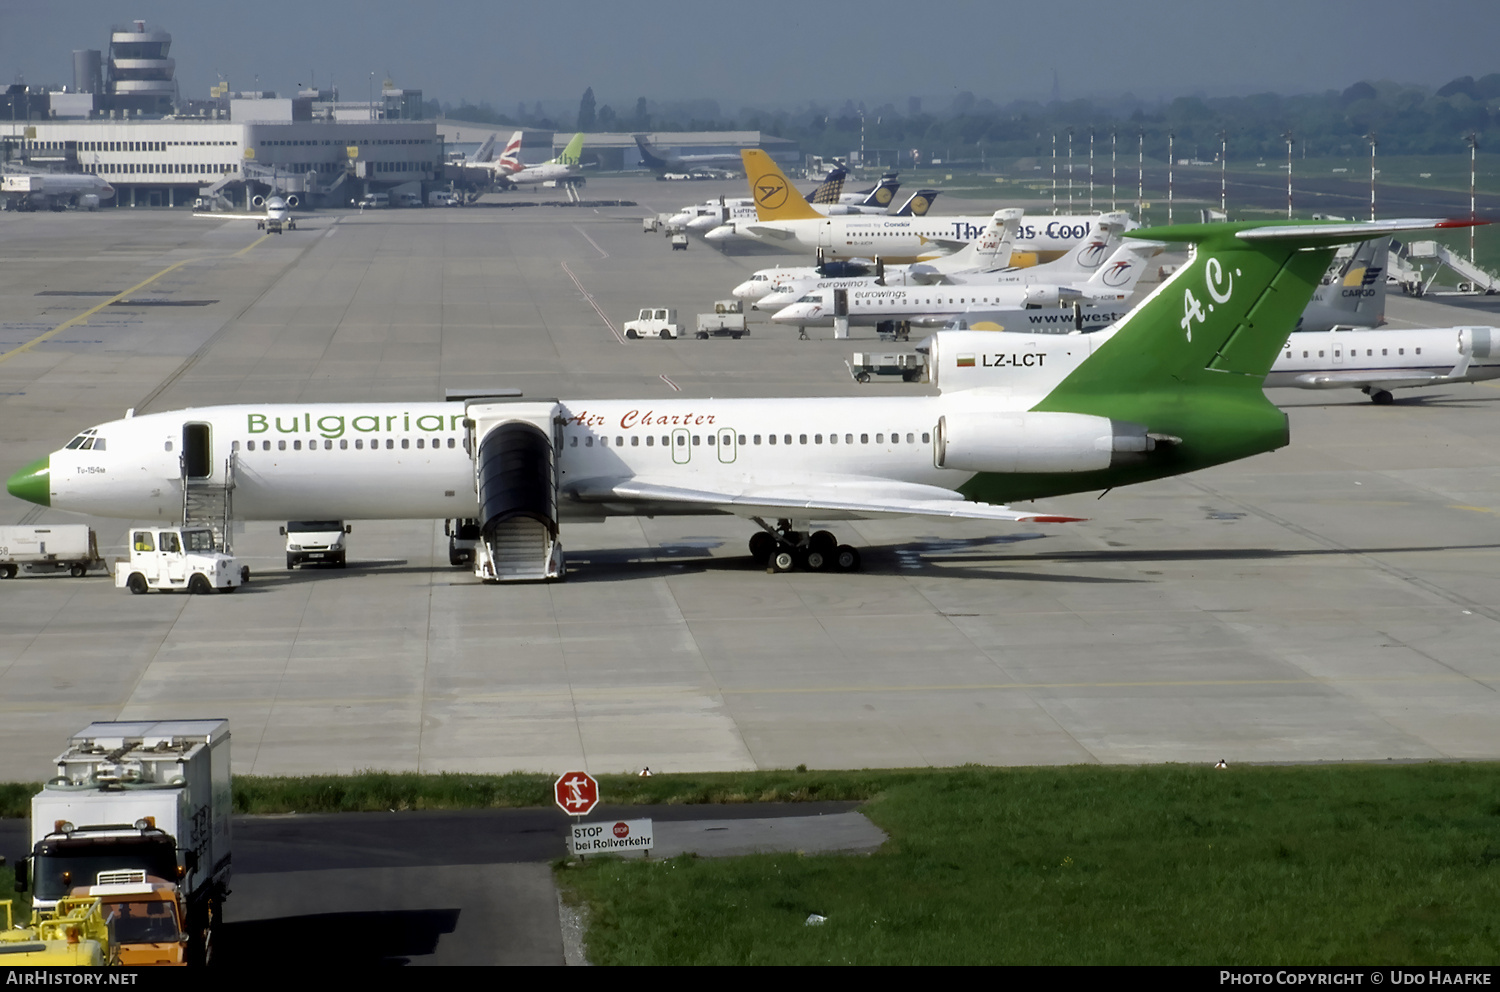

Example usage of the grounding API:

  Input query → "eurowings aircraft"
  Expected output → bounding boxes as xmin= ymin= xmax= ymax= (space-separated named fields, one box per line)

xmin=7 ymin=218 xmax=1477 ymax=581
xmin=736 ymin=149 xmax=1105 ymax=264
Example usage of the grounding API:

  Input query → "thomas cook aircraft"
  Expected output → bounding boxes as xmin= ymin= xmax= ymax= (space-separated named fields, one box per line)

xmin=735 ymin=149 xmax=1106 ymax=264
xmin=6 ymin=218 xmax=1477 ymax=582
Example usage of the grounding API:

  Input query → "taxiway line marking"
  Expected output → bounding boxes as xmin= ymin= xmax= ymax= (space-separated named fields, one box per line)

xmin=560 ymin=261 xmax=624 ymax=344
xmin=0 ymin=232 xmax=273 ymax=367
xmin=574 ymin=225 xmax=608 ymax=258
xmin=0 ymin=258 xmax=193 ymax=366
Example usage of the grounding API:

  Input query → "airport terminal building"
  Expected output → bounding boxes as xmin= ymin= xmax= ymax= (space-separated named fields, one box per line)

xmin=1 ymin=107 xmax=441 ymax=208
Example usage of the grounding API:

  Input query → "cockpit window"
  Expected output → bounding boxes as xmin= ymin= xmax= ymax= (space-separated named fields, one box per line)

xmin=64 ymin=429 xmax=98 ymax=450
xmin=796 ymin=294 xmax=820 ymax=304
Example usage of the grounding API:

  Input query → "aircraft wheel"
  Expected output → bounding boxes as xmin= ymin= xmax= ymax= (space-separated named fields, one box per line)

xmin=126 ymin=573 xmax=149 ymax=594
xmin=770 ymin=549 xmax=797 ymax=573
xmin=834 ymin=545 xmax=861 ymax=572
xmin=748 ymin=532 xmax=775 ymax=566
xmin=1370 ymin=389 xmax=1394 ymax=405
xmin=805 ymin=548 xmax=830 ymax=571
xmin=809 ymin=531 xmax=837 ymax=555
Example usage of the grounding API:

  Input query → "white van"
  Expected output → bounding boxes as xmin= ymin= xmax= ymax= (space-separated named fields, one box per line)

xmin=281 ymin=521 xmax=351 ymax=569
xmin=359 ymin=193 xmax=390 ymax=209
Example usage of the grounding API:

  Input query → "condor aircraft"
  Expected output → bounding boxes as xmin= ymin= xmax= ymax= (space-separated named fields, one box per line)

xmin=7 ymin=218 xmax=1477 ymax=581
xmin=734 ymin=149 xmax=1107 ymax=264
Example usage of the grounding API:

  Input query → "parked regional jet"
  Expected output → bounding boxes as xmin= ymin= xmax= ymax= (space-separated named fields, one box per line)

xmin=769 ymin=239 xmax=1159 ymax=332
xmin=1267 ymin=326 xmax=1500 ymax=403
xmin=7 ymin=219 xmax=1476 ymax=581
xmin=734 ymin=150 xmax=1107 ymax=263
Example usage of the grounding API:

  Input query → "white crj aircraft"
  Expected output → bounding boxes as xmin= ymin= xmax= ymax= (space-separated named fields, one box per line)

xmin=1268 ymin=325 xmax=1500 ymax=403
xmin=6 ymin=218 xmax=1477 ymax=582
xmin=192 ymin=193 xmax=298 ymax=232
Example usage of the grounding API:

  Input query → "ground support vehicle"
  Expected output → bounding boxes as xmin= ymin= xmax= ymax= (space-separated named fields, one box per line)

xmin=696 ymin=300 xmax=750 ymax=339
xmin=847 ymin=351 xmax=927 ymax=383
xmin=446 ymin=518 xmax=481 ymax=567
xmin=281 ymin=520 xmax=351 ymax=569
xmin=623 ymin=308 xmax=682 ymax=340
xmin=0 ymin=896 xmax=113 ymax=965
xmin=14 ymin=720 xmax=233 ymax=966
xmin=114 ymin=526 xmax=246 ymax=593
xmin=0 ymin=524 xmax=103 ymax=578
xmin=671 ymin=233 xmax=689 ymax=250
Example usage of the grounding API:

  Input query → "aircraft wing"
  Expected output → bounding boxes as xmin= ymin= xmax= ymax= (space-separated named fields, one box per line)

xmin=191 ymin=211 xmax=265 ymax=221
xmin=1290 ymin=370 xmax=1468 ymax=390
xmin=568 ymin=477 xmax=1083 ymax=524
xmin=740 ymin=224 xmax=796 ymax=241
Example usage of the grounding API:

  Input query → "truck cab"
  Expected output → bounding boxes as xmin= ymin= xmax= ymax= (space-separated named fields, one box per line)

xmin=280 ymin=520 xmax=351 ymax=569
xmin=114 ymin=526 xmax=246 ymax=594
xmin=623 ymin=308 xmax=681 ymax=340
xmin=80 ymin=874 xmax=187 ymax=966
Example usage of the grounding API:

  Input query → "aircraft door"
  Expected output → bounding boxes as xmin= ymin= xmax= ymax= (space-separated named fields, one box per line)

xmin=818 ymin=222 xmax=832 ymax=249
xmin=671 ymin=428 xmax=691 ymax=465
xmin=183 ymin=423 xmax=212 ymax=479
xmin=716 ymin=428 xmax=737 ymax=463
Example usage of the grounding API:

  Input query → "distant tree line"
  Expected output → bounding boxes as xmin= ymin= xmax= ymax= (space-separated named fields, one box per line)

xmin=432 ymin=75 xmax=1500 ymax=163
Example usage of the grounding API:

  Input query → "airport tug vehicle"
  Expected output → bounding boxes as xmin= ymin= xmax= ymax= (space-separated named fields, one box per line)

xmin=115 ymin=526 xmax=247 ymax=594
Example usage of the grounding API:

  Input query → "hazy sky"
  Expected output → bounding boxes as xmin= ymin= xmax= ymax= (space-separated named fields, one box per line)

xmin=2 ymin=0 xmax=1496 ymax=114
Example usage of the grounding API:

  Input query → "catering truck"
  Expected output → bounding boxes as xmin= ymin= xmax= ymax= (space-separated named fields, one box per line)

xmin=0 ymin=524 xmax=103 ymax=579
xmin=14 ymin=720 xmax=233 ymax=966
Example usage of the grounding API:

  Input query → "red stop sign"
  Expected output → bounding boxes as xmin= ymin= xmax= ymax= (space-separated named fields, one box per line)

xmin=613 ymin=822 xmax=629 ymax=838
xmin=554 ymin=770 xmax=600 ymax=816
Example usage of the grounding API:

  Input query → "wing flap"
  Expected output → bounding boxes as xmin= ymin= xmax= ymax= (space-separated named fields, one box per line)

xmin=570 ymin=478 xmax=1083 ymax=524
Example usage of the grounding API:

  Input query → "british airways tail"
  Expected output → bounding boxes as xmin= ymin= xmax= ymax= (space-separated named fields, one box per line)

xmin=496 ymin=131 xmax=524 ymax=174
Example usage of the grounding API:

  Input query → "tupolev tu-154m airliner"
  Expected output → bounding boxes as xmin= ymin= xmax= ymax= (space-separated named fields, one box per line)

xmin=6 ymin=218 xmax=1480 ymax=583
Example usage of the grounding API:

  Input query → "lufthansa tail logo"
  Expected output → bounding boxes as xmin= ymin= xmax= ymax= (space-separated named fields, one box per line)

xmin=910 ymin=195 xmax=929 ymax=214
xmin=876 ymin=187 xmax=893 ymax=204
xmin=754 ymin=175 xmax=788 ymax=209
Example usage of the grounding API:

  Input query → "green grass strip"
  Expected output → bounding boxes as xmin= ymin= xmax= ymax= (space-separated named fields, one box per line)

xmin=557 ymin=763 xmax=1500 ymax=965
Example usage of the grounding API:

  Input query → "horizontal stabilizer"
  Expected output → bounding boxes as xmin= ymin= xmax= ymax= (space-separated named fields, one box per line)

xmin=1130 ymin=218 xmax=1484 ymax=248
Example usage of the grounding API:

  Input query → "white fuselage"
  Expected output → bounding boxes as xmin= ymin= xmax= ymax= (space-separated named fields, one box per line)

xmin=732 ymin=214 xmax=1101 ymax=262
xmin=45 ymin=398 xmax=996 ymax=523
xmin=1264 ymin=326 xmax=1500 ymax=390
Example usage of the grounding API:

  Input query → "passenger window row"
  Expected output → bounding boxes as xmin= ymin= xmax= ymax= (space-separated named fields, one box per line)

xmin=566 ymin=432 xmax=932 ymax=448
xmin=235 ymin=437 xmax=459 ymax=452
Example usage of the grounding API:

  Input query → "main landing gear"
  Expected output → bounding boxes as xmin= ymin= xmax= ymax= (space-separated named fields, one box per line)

xmin=748 ymin=518 xmax=861 ymax=573
xmin=1363 ymin=387 xmax=1395 ymax=405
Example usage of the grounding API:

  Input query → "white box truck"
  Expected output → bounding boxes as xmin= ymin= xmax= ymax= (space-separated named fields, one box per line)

xmin=0 ymin=524 xmax=103 ymax=579
xmin=15 ymin=720 xmax=233 ymax=966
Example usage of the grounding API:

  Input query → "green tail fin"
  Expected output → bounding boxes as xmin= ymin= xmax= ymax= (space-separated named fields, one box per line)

xmin=554 ymin=132 xmax=585 ymax=166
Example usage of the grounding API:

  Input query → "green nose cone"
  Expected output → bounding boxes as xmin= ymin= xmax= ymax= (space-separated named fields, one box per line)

xmin=6 ymin=456 xmax=51 ymax=507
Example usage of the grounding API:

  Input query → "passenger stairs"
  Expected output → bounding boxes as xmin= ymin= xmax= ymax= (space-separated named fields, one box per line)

xmin=181 ymin=453 xmax=236 ymax=553
xmin=466 ymin=400 xmax=565 ymax=582
xmin=1408 ymin=240 xmax=1500 ymax=295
